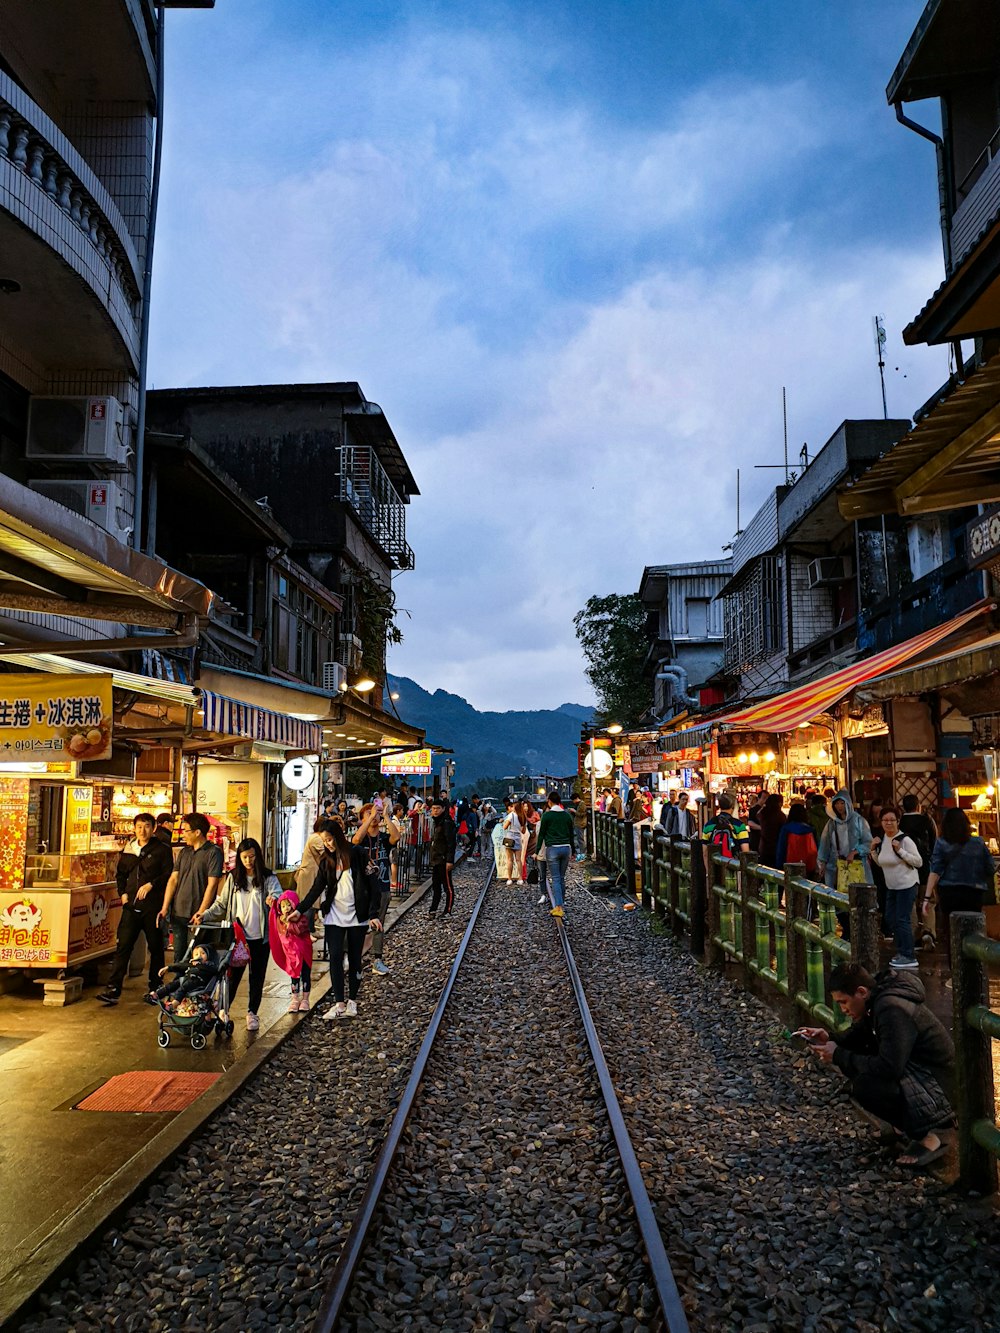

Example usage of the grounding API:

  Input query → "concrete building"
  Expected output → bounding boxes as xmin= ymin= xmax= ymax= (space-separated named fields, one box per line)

xmin=637 ymin=561 xmax=730 ymax=721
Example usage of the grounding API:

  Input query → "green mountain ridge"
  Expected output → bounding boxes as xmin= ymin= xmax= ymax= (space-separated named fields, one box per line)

xmin=386 ymin=676 xmax=592 ymax=784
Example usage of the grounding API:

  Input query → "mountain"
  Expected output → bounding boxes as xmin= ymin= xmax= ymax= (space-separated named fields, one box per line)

xmin=385 ymin=676 xmax=588 ymax=784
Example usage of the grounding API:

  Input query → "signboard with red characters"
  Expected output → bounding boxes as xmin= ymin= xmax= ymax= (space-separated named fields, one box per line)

xmin=0 ymin=883 xmax=120 ymax=969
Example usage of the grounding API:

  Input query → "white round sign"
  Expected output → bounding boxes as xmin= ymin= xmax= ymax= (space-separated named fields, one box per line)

xmin=584 ymin=749 xmax=614 ymax=778
xmin=281 ymin=757 xmax=315 ymax=791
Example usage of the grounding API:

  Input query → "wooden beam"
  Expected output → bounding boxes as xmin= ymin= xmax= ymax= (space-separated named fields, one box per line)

xmin=893 ymin=401 xmax=1000 ymax=504
xmin=898 ymin=480 xmax=1000 ymax=516
xmin=0 ymin=590 xmax=180 ymax=627
xmin=837 ymin=489 xmax=899 ymax=521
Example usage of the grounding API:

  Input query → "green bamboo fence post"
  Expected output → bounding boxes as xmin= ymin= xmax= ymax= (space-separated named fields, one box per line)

xmin=951 ymin=911 xmax=998 ymax=1195
xmin=669 ymin=836 xmax=681 ymax=934
xmin=788 ymin=874 xmax=807 ymax=1009
xmin=740 ymin=852 xmax=758 ymax=979
xmin=676 ymin=840 xmax=688 ymax=930
xmin=772 ymin=873 xmax=787 ymax=992
xmin=703 ymin=843 xmax=722 ymax=967
xmin=658 ymin=831 xmax=671 ymax=925
xmin=756 ymin=868 xmax=772 ymax=979
xmin=850 ymin=881 xmax=879 ymax=975
xmin=645 ymin=826 xmax=653 ymax=911
xmin=623 ymin=817 xmax=637 ymax=896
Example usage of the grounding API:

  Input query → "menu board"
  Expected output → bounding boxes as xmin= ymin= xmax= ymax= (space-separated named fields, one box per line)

xmin=0 ymin=777 xmax=30 ymax=893
xmin=65 ymin=786 xmax=92 ymax=854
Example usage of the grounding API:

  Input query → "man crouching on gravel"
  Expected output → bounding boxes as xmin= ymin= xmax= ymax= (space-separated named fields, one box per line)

xmin=797 ymin=962 xmax=955 ymax=1169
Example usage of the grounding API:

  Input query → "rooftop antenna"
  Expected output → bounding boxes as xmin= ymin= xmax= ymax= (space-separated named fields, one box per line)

xmin=736 ymin=467 xmax=741 ymax=535
xmin=873 ymin=314 xmax=888 ymax=419
xmin=782 ymin=386 xmax=789 ymax=482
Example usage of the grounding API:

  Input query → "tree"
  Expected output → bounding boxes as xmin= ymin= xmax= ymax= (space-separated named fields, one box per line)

xmin=573 ymin=593 xmax=649 ymax=729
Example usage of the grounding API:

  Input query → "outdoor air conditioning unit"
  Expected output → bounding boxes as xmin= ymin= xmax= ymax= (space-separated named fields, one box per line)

xmin=29 ymin=479 xmax=131 ymax=539
xmin=322 ymin=661 xmax=347 ymax=692
xmin=26 ymin=396 xmax=128 ymax=466
xmin=807 ymin=555 xmax=852 ymax=590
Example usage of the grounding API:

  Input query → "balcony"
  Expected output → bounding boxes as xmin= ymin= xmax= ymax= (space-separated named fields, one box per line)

xmin=338 ymin=445 xmax=415 ymax=571
xmin=0 ymin=73 xmax=141 ymax=372
xmin=951 ymin=125 xmax=1000 ymax=270
xmin=0 ymin=1 xmax=156 ymax=105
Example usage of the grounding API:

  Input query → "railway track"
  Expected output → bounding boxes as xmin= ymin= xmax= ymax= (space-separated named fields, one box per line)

xmin=314 ymin=863 xmax=690 ymax=1332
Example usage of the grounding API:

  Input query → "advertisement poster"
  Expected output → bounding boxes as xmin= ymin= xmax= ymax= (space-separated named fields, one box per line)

xmin=227 ymin=781 xmax=250 ymax=822
xmin=380 ymin=748 xmax=433 ymax=775
xmin=66 ymin=786 xmax=93 ymax=853
xmin=0 ymin=674 xmax=113 ymax=761
xmin=0 ymin=777 xmax=30 ymax=894
xmin=0 ymin=882 xmax=120 ymax=968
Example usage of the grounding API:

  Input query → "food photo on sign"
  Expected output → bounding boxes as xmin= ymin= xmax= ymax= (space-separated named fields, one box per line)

xmin=0 ymin=674 xmax=113 ymax=762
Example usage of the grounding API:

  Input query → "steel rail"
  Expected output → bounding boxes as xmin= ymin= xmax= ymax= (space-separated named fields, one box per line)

xmin=555 ymin=919 xmax=691 ymax=1333
xmin=313 ymin=861 xmax=495 ymax=1332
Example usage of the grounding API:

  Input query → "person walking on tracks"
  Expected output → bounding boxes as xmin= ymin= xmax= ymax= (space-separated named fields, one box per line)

xmin=536 ymin=791 xmax=575 ymax=919
xmin=800 ymin=961 xmax=954 ymax=1169
xmin=297 ymin=819 xmax=382 ymax=1020
xmin=428 ymin=797 xmax=457 ymax=917
xmin=356 ymin=803 xmax=399 ymax=974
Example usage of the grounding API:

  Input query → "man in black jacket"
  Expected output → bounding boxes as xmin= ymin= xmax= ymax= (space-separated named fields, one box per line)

xmin=97 ymin=813 xmax=175 ymax=1004
xmin=800 ymin=962 xmax=954 ymax=1168
xmin=428 ymin=798 xmax=456 ymax=918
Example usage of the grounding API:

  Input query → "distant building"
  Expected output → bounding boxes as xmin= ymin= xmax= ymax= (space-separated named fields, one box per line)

xmin=637 ymin=560 xmax=731 ymax=721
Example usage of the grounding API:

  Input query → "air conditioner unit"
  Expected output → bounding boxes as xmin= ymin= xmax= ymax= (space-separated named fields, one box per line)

xmin=807 ymin=555 xmax=852 ymax=590
xmin=26 ymin=396 xmax=128 ymax=466
xmin=322 ymin=661 xmax=347 ymax=692
xmin=29 ymin=479 xmax=131 ymax=538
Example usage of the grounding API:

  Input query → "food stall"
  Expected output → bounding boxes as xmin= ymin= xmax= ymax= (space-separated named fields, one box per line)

xmin=0 ymin=673 xmax=124 ymax=981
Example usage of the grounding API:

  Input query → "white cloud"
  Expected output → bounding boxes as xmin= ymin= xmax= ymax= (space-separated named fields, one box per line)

xmin=151 ymin=17 xmax=951 ymax=712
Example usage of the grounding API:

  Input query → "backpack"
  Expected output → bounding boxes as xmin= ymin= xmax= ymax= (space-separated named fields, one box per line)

xmin=785 ymin=829 xmax=818 ymax=877
xmin=710 ymin=813 xmax=737 ymax=859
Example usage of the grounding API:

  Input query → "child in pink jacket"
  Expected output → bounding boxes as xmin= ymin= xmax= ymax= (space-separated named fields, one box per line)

xmin=269 ymin=890 xmax=314 ymax=1012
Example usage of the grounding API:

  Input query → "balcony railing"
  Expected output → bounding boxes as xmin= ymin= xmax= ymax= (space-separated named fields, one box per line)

xmin=0 ymin=72 xmax=142 ymax=367
xmin=951 ymin=124 xmax=1000 ymax=269
xmin=338 ymin=444 xmax=415 ymax=571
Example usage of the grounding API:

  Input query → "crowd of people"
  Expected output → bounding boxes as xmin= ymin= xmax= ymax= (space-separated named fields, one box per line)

xmin=94 ymin=786 xmax=470 ymax=1027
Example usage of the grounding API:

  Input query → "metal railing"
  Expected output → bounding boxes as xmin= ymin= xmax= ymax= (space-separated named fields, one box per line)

xmin=951 ymin=912 xmax=1000 ymax=1195
xmin=338 ymin=444 xmax=415 ymax=571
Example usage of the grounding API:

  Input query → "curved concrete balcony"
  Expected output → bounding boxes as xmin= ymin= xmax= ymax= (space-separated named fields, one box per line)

xmin=0 ymin=73 xmax=142 ymax=373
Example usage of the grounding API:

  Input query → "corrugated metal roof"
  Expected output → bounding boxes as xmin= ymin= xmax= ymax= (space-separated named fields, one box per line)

xmin=838 ymin=353 xmax=1000 ymax=519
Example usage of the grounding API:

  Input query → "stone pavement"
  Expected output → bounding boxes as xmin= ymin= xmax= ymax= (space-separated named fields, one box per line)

xmin=0 ymin=879 xmax=429 ymax=1327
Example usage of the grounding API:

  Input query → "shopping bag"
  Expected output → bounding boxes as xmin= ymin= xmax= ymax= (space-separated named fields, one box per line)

xmin=835 ymin=858 xmax=867 ymax=895
xmin=230 ymin=918 xmax=251 ymax=968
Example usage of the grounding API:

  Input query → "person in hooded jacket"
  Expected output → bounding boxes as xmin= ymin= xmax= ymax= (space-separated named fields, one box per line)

xmin=757 ymin=793 xmax=787 ymax=869
xmin=816 ymin=790 xmax=872 ymax=937
xmin=800 ymin=961 xmax=954 ymax=1169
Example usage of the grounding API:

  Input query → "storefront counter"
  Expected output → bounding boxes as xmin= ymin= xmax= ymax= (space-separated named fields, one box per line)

xmin=0 ymin=853 xmax=120 ymax=970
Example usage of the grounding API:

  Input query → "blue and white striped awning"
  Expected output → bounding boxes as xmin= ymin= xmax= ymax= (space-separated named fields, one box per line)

xmin=200 ymin=691 xmax=322 ymax=753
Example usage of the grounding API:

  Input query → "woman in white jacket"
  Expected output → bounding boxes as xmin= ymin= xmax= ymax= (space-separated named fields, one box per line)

xmin=869 ymin=806 xmax=922 ymax=971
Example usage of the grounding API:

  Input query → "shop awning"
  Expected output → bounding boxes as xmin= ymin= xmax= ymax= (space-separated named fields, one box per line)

xmin=717 ymin=603 xmax=993 ymax=733
xmin=859 ymin=628 xmax=1000 ymax=700
xmin=0 ymin=653 xmax=323 ymax=751
xmin=661 ymin=724 xmax=712 ymax=754
xmin=0 ymin=474 xmax=213 ymax=627
xmin=200 ymin=692 xmax=322 ymax=752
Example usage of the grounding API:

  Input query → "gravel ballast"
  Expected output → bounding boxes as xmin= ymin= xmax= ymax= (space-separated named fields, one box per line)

xmin=15 ymin=862 xmax=489 ymax=1333
xmin=341 ymin=878 xmax=657 ymax=1333
xmin=565 ymin=865 xmax=1000 ymax=1333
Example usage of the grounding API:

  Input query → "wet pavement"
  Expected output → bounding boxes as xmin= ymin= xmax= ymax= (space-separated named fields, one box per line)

xmin=0 ymin=881 xmax=428 ymax=1325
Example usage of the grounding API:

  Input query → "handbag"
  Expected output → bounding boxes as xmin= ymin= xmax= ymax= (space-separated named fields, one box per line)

xmin=502 ymin=836 xmax=517 ymax=849
xmin=527 ymin=864 xmax=539 ymax=885
xmin=836 ymin=858 xmax=867 ymax=895
xmin=230 ymin=918 xmax=251 ymax=968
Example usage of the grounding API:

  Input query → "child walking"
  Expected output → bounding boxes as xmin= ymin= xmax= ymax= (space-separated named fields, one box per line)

xmin=269 ymin=889 xmax=314 ymax=1011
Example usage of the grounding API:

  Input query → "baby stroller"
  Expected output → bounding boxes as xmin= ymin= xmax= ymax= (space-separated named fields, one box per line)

xmin=155 ymin=924 xmax=237 ymax=1050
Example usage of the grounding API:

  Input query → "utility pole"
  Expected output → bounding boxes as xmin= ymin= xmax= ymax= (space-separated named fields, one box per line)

xmin=873 ymin=315 xmax=888 ymax=419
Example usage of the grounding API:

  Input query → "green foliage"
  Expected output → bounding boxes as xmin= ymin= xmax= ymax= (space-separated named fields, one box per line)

xmin=573 ymin=592 xmax=649 ymax=729
xmin=354 ymin=568 xmax=404 ymax=683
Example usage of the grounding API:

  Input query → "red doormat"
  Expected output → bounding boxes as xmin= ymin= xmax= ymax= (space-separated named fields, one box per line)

xmin=75 ymin=1071 xmax=220 ymax=1113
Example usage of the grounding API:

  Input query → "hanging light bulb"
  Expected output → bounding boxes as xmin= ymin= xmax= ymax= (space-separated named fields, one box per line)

xmin=764 ymin=751 xmax=776 ymax=763
xmin=737 ymin=752 xmax=749 ymax=764
xmin=818 ymin=747 xmax=828 ymax=760
xmin=749 ymin=752 xmax=759 ymax=764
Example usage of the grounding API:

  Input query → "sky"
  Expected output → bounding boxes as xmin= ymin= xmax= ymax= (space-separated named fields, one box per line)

xmin=150 ymin=0 xmax=952 ymax=712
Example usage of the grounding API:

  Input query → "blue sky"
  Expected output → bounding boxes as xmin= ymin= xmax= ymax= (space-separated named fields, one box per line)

xmin=150 ymin=0 xmax=951 ymax=710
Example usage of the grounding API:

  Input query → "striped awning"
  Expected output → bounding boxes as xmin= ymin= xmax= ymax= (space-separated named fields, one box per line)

xmin=200 ymin=691 xmax=322 ymax=752
xmin=718 ymin=603 xmax=993 ymax=733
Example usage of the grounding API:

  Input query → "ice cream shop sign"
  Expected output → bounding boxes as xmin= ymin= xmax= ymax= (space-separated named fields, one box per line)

xmin=0 ymin=674 xmax=113 ymax=761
